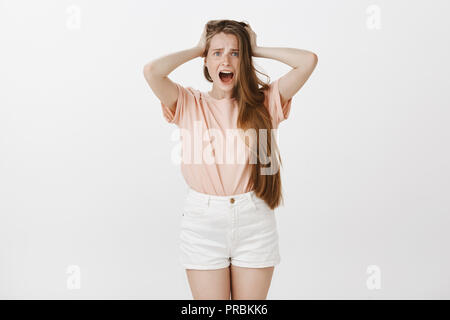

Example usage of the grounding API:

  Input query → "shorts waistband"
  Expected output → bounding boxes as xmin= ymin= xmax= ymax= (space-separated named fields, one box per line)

xmin=186 ymin=187 xmax=257 ymax=206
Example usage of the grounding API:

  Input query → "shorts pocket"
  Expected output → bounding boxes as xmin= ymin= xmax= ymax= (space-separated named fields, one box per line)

xmin=252 ymin=197 xmax=275 ymax=219
xmin=181 ymin=199 xmax=209 ymax=219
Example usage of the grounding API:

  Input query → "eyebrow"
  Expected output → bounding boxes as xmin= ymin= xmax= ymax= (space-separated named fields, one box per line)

xmin=212 ymin=48 xmax=239 ymax=51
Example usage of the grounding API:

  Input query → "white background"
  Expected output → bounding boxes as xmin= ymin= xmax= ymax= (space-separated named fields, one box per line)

xmin=1 ymin=0 xmax=449 ymax=299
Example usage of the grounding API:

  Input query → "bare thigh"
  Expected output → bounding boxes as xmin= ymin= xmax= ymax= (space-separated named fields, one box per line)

xmin=230 ymin=265 xmax=275 ymax=300
xmin=185 ymin=266 xmax=231 ymax=300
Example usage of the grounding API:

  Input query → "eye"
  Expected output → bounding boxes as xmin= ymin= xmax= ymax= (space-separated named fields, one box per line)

xmin=213 ymin=51 xmax=238 ymax=57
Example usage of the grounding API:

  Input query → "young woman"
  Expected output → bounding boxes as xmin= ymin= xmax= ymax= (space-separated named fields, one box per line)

xmin=143 ymin=20 xmax=317 ymax=300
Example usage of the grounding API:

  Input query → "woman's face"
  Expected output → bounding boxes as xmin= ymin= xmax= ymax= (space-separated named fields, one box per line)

xmin=205 ymin=32 xmax=240 ymax=91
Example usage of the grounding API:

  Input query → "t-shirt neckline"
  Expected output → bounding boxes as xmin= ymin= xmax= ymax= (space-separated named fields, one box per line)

xmin=204 ymin=91 xmax=236 ymax=102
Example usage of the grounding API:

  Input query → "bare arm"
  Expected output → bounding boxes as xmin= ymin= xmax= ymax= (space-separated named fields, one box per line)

xmin=144 ymin=46 xmax=203 ymax=77
xmin=143 ymin=46 xmax=203 ymax=112
xmin=254 ymin=46 xmax=315 ymax=69
xmin=253 ymin=46 xmax=318 ymax=105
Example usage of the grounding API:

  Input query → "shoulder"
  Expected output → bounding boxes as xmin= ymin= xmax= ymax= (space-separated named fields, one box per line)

xmin=181 ymin=85 xmax=202 ymax=100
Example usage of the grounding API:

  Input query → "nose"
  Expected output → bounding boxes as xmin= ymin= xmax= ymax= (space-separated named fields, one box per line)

xmin=221 ymin=53 xmax=231 ymax=65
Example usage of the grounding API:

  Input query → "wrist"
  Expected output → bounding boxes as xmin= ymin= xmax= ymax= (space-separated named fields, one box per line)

xmin=253 ymin=46 xmax=262 ymax=57
xmin=193 ymin=46 xmax=204 ymax=57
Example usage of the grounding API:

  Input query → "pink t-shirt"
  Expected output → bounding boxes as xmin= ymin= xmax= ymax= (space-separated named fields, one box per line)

xmin=160 ymin=78 xmax=292 ymax=196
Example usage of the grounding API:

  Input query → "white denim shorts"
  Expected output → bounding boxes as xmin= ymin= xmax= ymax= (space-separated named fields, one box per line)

xmin=179 ymin=187 xmax=281 ymax=270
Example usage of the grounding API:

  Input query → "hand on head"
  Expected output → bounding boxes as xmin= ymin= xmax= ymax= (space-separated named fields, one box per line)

xmin=196 ymin=25 xmax=207 ymax=54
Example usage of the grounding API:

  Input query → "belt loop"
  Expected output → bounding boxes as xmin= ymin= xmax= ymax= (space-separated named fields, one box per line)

xmin=206 ymin=195 xmax=210 ymax=208
xmin=246 ymin=192 xmax=256 ymax=210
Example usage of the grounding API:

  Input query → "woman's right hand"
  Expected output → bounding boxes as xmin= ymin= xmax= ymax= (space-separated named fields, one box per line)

xmin=196 ymin=25 xmax=207 ymax=55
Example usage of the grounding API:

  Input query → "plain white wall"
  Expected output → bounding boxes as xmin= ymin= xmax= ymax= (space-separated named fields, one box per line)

xmin=1 ymin=0 xmax=449 ymax=299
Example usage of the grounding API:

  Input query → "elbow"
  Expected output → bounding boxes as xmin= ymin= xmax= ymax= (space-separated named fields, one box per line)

xmin=143 ymin=62 xmax=166 ymax=79
xmin=309 ymin=53 xmax=318 ymax=69
xmin=143 ymin=62 xmax=154 ymax=78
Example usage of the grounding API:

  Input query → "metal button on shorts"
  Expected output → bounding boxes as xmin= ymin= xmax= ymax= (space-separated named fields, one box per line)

xmin=179 ymin=187 xmax=281 ymax=270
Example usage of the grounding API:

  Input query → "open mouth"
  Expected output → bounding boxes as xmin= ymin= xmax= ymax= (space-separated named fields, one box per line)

xmin=219 ymin=71 xmax=234 ymax=84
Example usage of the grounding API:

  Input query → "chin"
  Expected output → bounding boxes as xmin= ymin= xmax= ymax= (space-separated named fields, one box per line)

xmin=217 ymin=80 xmax=235 ymax=89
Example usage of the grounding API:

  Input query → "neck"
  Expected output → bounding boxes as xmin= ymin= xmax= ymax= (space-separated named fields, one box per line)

xmin=209 ymin=86 xmax=233 ymax=99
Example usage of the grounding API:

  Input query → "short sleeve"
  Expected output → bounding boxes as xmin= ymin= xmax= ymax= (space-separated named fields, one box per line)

xmin=160 ymin=82 xmax=194 ymax=126
xmin=264 ymin=78 xmax=293 ymax=128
